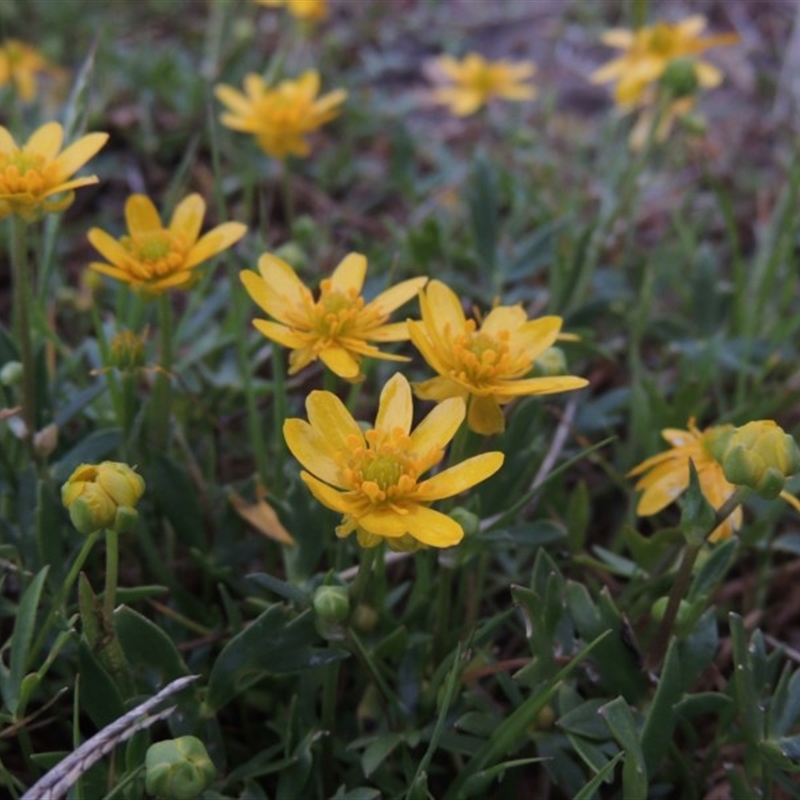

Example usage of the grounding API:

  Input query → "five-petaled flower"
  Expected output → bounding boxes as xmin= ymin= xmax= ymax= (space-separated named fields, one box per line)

xmin=215 ymin=70 xmax=346 ymax=159
xmin=408 ymin=280 xmax=588 ymax=435
xmin=0 ymin=39 xmax=65 ymax=102
xmin=88 ymin=194 xmax=246 ymax=294
xmin=0 ymin=122 xmax=107 ymax=222
xmin=254 ymin=0 xmax=327 ymax=22
xmin=590 ymin=15 xmax=738 ymax=108
xmin=284 ymin=372 xmax=504 ymax=550
xmin=628 ymin=418 xmax=800 ymax=543
xmin=241 ymin=252 xmax=426 ymax=382
xmin=427 ymin=52 xmax=536 ymax=117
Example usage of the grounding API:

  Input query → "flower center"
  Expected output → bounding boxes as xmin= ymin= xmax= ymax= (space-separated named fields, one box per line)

xmin=449 ymin=322 xmax=527 ymax=387
xmin=0 ymin=151 xmax=55 ymax=197
xmin=648 ymin=25 xmax=678 ymax=56
xmin=344 ymin=429 xmax=422 ymax=505
xmin=121 ymin=230 xmax=189 ymax=280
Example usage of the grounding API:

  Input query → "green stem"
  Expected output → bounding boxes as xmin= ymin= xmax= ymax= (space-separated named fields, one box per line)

xmin=645 ymin=487 xmax=749 ymax=672
xmin=152 ymin=293 xmax=174 ymax=450
xmin=280 ymin=158 xmax=294 ymax=232
xmin=272 ymin=345 xmax=287 ymax=497
xmin=10 ymin=217 xmax=39 ymax=467
xmin=320 ymin=658 xmax=340 ymax=793
xmin=28 ymin=530 xmax=101 ymax=666
xmin=103 ymin=528 xmax=119 ymax=620
xmin=350 ymin=545 xmax=379 ymax=608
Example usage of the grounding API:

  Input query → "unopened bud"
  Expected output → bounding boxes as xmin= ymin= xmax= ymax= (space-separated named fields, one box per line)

xmin=0 ymin=361 xmax=23 ymax=386
xmin=145 ymin=736 xmax=216 ymax=800
xmin=109 ymin=330 xmax=146 ymax=372
xmin=534 ymin=347 xmax=567 ymax=377
xmin=660 ymin=57 xmax=699 ymax=99
xmin=313 ymin=585 xmax=350 ymax=641
xmin=33 ymin=423 xmax=58 ymax=458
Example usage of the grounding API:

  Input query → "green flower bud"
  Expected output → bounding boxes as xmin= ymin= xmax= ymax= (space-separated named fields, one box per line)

xmin=62 ymin=462 xmax=145 ymax=535
xmin=534 ymin=347 xmax=567 ymax=377
xmin=273 ymin=241 xmax=307 ymax=272
xmin=313 ymin=585 xmax=350 ymax=641
xmin=720 ymin=421 xmax=800 ymax=499
xmin=0 ymin=360 xmax=23 ymax=386
xmin=448 ymin=507 xmax=480 ymax=539
xmin=145 ymin=736 xmax=216 ymax=800
xmin=351 ymin=602 xmax=379 ymax=634
xmin=109 ymin=330 xmax=146 ymax=372
xmin=660 ymin=57 xmax=699 ymax=99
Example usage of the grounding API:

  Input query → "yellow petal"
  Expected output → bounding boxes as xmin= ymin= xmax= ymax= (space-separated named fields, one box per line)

xmin=601 ymin=28 xmax=635 ymax=48
xmin=252 ymin=319 xmax=307 ymax=349
xmin=0 ymin=126 xmax=17 ymax=153
xmin=412 ymin=376 xmax=464 ymax=403
xmin=169 ymin=194 xmax=205 ymax=244
xmin=52 ymin=132 xmax=108 ymax=180
xmin=125 ymin=194 xmax=162 ymax=234
xmin=478 ymin=304 xmax=527 ymax=335
xmin=416 ymin=451 xmax=504 ymax=502
xmin=148 ymin=271 xmax=193 ymax=292
xmin=88 ymin=228 xmax=130 ymax=267
xmin=26 ymin=121 xmax=63 ymax=158
xmin=494 ymin=375 xmax=588 ymax=397
xmin=184 ymin=222 xmax=246 ymax=269
xmin=780 ymin=490 xmax=800 ymax=515
xmin=409 ymin=395 xmax=465 ymax=454
xmin=329 ymin=252 xmax=366 ymax=294
xmin=300 ymin=471 xmax=354 ymax=515
xmin=375 ymin=373 xmax=413 ymax=435
xmin=241 ymin=269 xmax=301 ymax=326
xmin=402 ymin=504 xmax=464 ymax=548
xmin=370 ymin=277 xmax=428 ymax=316
xmin=369 ymin=321 xmax=413 ymax=342
xmin=319 ymin=347 xmax=361 ymax=380
xmin=407 ymin=321 xmax=452 ymax=376
xmin=510 ymin=316 xmax=563 ymax=360
xmin=467 ymin=395 xmax=505 ymax=435
xmin=283 ymin=419 xmax=347 ymax=487
xmin=422 ymin=280 xmax=466 ymax=339
xmin=305 ymin=389 xmax=364 ymax=452
xmin=89 ymin=261 xmax=134 ymax=283
xmin=695 ymin=61 xmax=723 ymax=88
xmin=214 ymin=84 xmax=252 ymax=116
xmin=635 ymin=461 xmax=689 ymax=515
xmin=257 ymin=253 xmax=308 ymax=307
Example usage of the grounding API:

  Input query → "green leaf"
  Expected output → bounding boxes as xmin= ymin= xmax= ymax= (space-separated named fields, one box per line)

xmin=599 ymin=697 xmax=647 ymax=800
xmin=361 ymin=732 xmax=404 ymax=777
xmin=729 ymin=612 xmax=764 ymax=746
xmin=459 ymin=757 xmax=547 ymax=797
xmin=770 ymin=667 xmax=800 ymax=736
xmin=680 ymin=460 xmax=717 ymax=544
xmin=557 ymin=699 xmax=611 ymax=741
xmin=688 ymin=537 xmax=738 ymax=603
xmin=148 ymin=455 xmax=205 ymax=550
xmin=1 ymin=566 xmax=49 ymax=716
xmin=468 ymin=151 xmax=499 ymax=275
xmin=206 ymin=606 xmax=348 ymax=711
xmin=573 ymin=752 xmax=623 ymax=800
xmin=78 ymin=640 xmax=126 ymax=729
xmin=247 ymin=572 xmax=311 ymax=605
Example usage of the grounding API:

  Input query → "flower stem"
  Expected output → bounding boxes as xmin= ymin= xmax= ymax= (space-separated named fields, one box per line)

xmin=10 ymin=217 xmax=39 ymax=466
xmin=280 ymin=158 xmax=295 ymax=232
xmin=645 ymin=487 xmax=750 ymax=672
xmin=103 ymin=528 xmax=119 ymax=620
xmin=271 ymin=345 xmax=287 ymax=497
xmin=151 ymin=293 xmax=174 ymax=450
xmin=351 ymin=545 xmax=379 ymax=608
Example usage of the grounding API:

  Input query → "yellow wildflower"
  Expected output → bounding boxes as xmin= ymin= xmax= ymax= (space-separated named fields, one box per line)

xmin=407 ymin=280 xmax=588 ymax=435
xmin=0 ymin=122 xmax=107 ymax=222
xmin=427 ymin=52 xmax=537 ymax=116
xmin=215 ymin=70 xmax=346 ymax=159
xmin=0 ymin=40 xmax=65 ymax=103
xmin=628 ymin=418 xmax=800 ymax=543
xmin=254 ymin=0 xmax=327 ymax=22
xmin=88 ymin=194 xmax=246 ymax=294
xmin=284 ymin=372 xmax=504 ymax=549
xmin=590 ymin=15 xmax=738 ymax=108
xmin=241 ymin=252 xmax=426 ymax=382
xmin=62 ymin=461 xmax=145 ymax=535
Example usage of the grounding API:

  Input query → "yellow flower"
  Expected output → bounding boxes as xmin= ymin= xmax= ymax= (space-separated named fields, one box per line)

xmin=407 ymin=280 xmax=588 ymax=435
xmin=62 ymin=461 xmax=145 ymax=535
xmin=284 ymin=372 xmax=504 ymax=549
xmin=88 ymin=194 xmax=246 ymax=294
xmin=215 ymin=70 xmax=346 ymax=159
xmin=0 ymin=39 xmax=65 ymax=103
xmin=0 ymin=122 xmax=108 ymax=222
xmin=254 ymin=0 xmax=327 ymax=22
xmin=241 ymin=252 xmax=426 ymax=382
xmin=628 ymin=418 xmax=800 ymax=542
xmin=590 ymin=15 xmax=738 ymax=108
xmin=427 ymin=52 xmax=537 ymax=116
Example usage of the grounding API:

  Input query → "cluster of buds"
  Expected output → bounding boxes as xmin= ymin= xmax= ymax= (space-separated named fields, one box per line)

xmin=710 ymin=420 xmax=800 ymax=499
xmin=61 ymin=461 xmax=145 ymax=535
xmin=145 ymin=736 xmax=216 ymax=800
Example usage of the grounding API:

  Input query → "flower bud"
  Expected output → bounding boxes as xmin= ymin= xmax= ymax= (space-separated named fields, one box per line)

xmin=0 ymin=361 xmax=23 ymax=386
xmin=719 ymin=421 xmax=800 ymax=499
xmin=534 ymin=347 xmax=567 ymax=377
xmin=33 ymin=423 xmax=58 ymax=458
xmin=313 ymin=585 xmax=350 ymax=641
xmin=448 ymin=507 xmax=480 ymax=539
xmin=660 ymin=57 xmax=699 ymax=99
xmin=109 ymin=330 xmax=146 ymax=372
xmin=145 ymin=736 xmax=216 ymax=800
xmin=62 ymin=461 xmax=145 ymax=535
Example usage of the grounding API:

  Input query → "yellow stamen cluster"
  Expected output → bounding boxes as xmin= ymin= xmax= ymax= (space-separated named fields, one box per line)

xmin=120 ymin=230 xmax=189 ymax=281
xmin=450 ymin=324 xmax=525 ymax=388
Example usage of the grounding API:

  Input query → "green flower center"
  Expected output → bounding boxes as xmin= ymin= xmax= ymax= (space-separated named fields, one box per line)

xmin=121 ymin=230 xmax=189 ymax=280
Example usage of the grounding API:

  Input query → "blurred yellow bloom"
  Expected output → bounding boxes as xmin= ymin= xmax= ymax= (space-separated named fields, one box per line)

xmin=0 ymin=122 xmax=107 ymax=222
xmin=88 ymin=194 xmax=246 ymax=294
xmin=284 ymin=372 xmax=504 ymax=549
xmin=590 ymin=15 xmax=738 ymax=108
xmin=628 ymin=418 xmax=800 ymax=542
xmin=408 ymin=280 xmax=588 ymax=435
xmin=428 ymin=52 xmax=537 ymax=116
xmin=241 ymin=252 xmax=426 ymax=382
xmin=255 ymin=0 xmax=327 ymax=21
xmin=0 ymin=39 xmax=65 ymax=102
xmin=215 ymin=70 xmax=346 ymax=159
xmin=62 ymin=461 xmax=145 ymax=535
